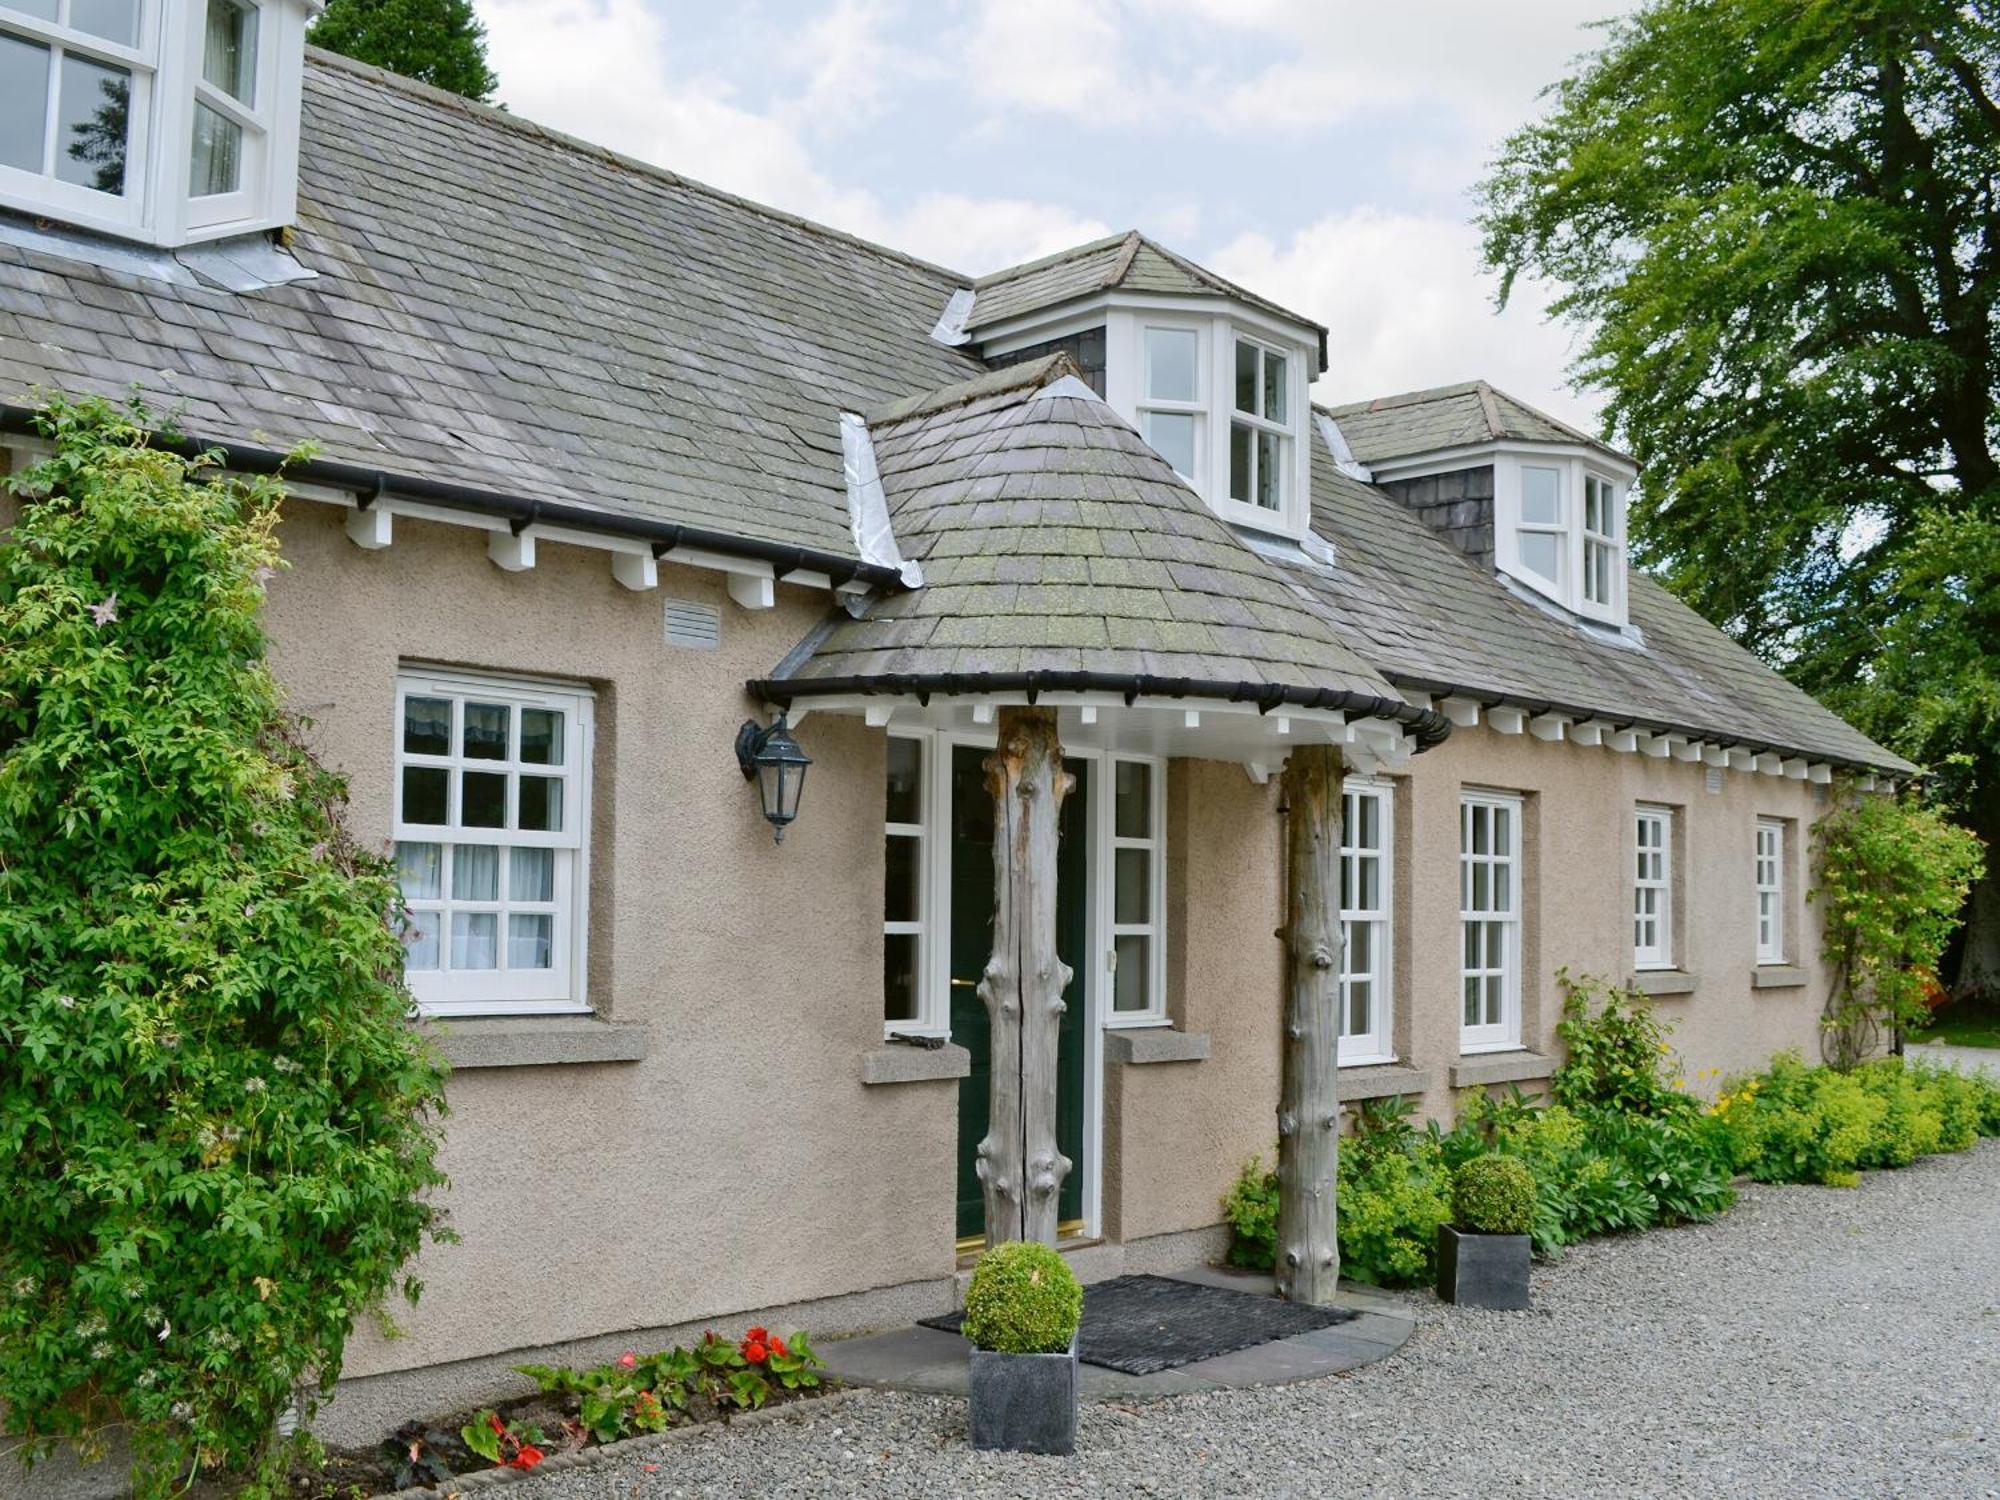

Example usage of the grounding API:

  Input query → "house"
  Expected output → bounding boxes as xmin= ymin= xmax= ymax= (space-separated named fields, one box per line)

xmin=0 ymin=6 xmax=1912 ymax=1449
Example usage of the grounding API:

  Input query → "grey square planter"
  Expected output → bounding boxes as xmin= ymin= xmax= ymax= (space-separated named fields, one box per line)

xmin=1437 ymin=1225 xmax=1531 ymax=1310
xmin=967 ymin=1333 xmax=1079 ymax=1455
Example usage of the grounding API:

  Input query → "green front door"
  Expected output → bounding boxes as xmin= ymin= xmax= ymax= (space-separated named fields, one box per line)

xmin=951 ymin=744 xmax=1089 ymax=1241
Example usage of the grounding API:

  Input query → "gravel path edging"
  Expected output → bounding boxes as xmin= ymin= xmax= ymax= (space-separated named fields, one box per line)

xmin=370 ymin=1387 xmax=868 ymax=1499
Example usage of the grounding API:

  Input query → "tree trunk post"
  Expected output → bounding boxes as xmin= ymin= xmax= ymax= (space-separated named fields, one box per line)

xmin=977 ymin=706 xmax=1074 ymax=1247
xmin=1276 ymin=742 xmax=1343 ymax=1303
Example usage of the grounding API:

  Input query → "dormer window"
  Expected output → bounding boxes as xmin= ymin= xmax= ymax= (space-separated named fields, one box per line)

xmin=1583 ymin=472 xmax=1617 ymax=608
xmin=1516 ymin=464 xmax=1564 ymax=588
xmin=1493 ymin=452 xmax=1629 ymax=624
xmin=0 ymin=0 xmax=312 ymax=247
xmin=1138 ymin=324 xmax=1201 ymax=480
xmin=1230 ymin=337 xmax=1291 ymax=514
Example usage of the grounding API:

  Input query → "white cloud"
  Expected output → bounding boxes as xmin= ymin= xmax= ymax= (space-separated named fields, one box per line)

xmin=1208 ymin=208 xmax=1602 ymax=433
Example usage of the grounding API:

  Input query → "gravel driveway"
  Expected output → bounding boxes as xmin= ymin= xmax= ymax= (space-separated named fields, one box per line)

xmin=501 ymin=1140 xmax=2000 ymax=1499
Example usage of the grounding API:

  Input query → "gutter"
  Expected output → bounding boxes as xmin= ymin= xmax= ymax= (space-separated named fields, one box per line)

xmin=0 ymin=404 xmax=905 ymax=593
xmin=1382 ymin=671 xmax=1910 ymax=778
xmin=746 ymin=669 xmax=1453 ymax=751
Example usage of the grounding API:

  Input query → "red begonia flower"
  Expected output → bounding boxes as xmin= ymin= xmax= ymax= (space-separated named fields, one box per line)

xmin=743 ymin=1340 xmax=769 ymax=1364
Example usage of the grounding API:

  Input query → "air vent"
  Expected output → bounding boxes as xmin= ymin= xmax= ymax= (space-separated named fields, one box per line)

xmin=664 ymin=599 xmax=721 ymax=651
xmin=1705 ymin=767 xmax=1723 ymax=795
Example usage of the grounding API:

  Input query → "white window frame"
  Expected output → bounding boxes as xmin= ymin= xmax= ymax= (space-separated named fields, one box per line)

xmin=1226 ymin=333 xmax=1294 ymax=519
xmin=1755 ymin=818 xmax=1786 ymax=965
xmin=882 ymin=731 xmax=942 ymax=1036
xmin=1101 ymin=753 xmax=1168 ymax=1028
xmin=1460 ymin=790 xmax=1522 ymax=1053
xmin=180 ymin=0 xmax=271 ymax=233
xmin=1633 ymin=806 xmax=1673 ymax=970
xmin=1583 ymin=470 xmax=1619 ymax=610
xmin=1514 ymin=463 xmax=1566 ymax=593
xmin=393 ymin=669 xmax=593 ymax=1018
xmin=1135 ymin=321 xmax=1206 ymax=485
xmin=1339 ymin=778 xmax=1394 ymax=1066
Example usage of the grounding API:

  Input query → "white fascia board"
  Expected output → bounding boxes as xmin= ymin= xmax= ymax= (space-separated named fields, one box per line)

xmin=1367 ymin=439 xmax=1638 ymax=487
xmin=971 ymin=288 xmax=1321 ymax=361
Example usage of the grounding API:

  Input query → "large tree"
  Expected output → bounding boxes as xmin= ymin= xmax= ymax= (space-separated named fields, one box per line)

xmin=309 ymin=0 xmax=498 ymax=101
xmin=1480 ymin=0 xmax=2000 ymax=994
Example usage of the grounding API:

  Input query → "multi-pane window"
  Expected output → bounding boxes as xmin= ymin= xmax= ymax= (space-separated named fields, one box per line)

xmin=1339 ymin=781 xmax=1393 ymax=1064
xmin=0 ymin=0 xmax=149 ymax=211
xmin=189 ymin=0 xmax=259 ymax=199
xmin=1633 ymin=807 xmax=1673 ymax=969
xmin=1755 ymin=819 xmax=1785 ymax=964
xmin=1138 ymin=325 xmax=1202 ymax=481
xmin=1460 ymin=792 xmax=1521 ymax=1050
xmin=1516 ymin=465 xmax=1564 ymax=587
xmin=1583 ymin=473 xmax=1618 ymax=609
xmin=394 ymin=672 xmax=592 ymax=1016
xmin=883 ymin=734 xmax=932 ymax=1031
xmin=1229 ymin=338 xmax=1290 ymax=511
xmin=1108 ymin=759 xmax=1165 ymax=1021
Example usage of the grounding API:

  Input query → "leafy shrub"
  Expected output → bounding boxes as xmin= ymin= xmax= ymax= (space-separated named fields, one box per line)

xmin=1340 ymin=1148 xmax=1454 ymax=1286
xmin=1222 ymin=1156 xmax=1280 ymax=1270
xmin=0 ymin=397 xmax=450 ymax=1496
xmin=962 ymin=1242 xmax=1082 ymax=1354
xmin=1551 ymin=970 xmax=1693 ymax=1118
xmin=1451 ymin=1155 xmax=1536 ymax=1234
xmin=516 ymin=1328 xmax=822 ymax=1444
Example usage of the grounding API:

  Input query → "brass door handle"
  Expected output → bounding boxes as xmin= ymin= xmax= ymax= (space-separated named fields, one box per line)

xmin=950 ymin=977 xmax=977 ymax=989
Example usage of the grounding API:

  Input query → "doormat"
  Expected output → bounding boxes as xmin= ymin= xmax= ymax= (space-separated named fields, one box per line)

xmin=920 ymin=1273 xmax=1357 ymax=1376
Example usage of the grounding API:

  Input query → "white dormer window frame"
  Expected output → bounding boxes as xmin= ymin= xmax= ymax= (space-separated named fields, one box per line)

xmin=0 ymin=0 xmax=311 ymax=247
xmin=1135 ymin=319 xmax=1207 ymax=485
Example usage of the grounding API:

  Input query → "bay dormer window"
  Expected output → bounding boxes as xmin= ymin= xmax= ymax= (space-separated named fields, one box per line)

xmin=1138 ymin=324 xmax=1202 ymax=482
xmin=0 ymin=0 xmax=312 ymax=247
xmin=1229 ymin=336 xmax=1291 ymax=515
xmin=1491 ymin=451 xmax=1631 ymax=627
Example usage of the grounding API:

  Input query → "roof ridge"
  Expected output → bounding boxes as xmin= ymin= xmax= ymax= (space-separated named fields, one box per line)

xmin=1103 ymin=230 xmax=1144 ymax=288
xmin=1323 ymin=381 xmax=1487 ymax=417
xmin=304 ymin=47 xmax=971 ymax=288
xmin=1473 ymin=381 xmax=1507 ymax=441
xmin=969 ymin=230 xmax=1132 ymax=289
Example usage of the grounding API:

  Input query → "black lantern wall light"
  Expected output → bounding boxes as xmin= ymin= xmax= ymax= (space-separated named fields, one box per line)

xmin=735 ymin=713 xmax=811 ymax=843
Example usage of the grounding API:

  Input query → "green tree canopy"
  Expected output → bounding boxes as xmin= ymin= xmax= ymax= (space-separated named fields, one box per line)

xmin=1479 ymin=0 xmax=2000 ymax=992
xmin=0 ymin=399 xmax=450 ymax=1496
xmin=310 ymin=0 xmax=499 ymax=101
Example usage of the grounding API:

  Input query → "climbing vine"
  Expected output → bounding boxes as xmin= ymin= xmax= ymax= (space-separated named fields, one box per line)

xmin=1814 ymin=790 xmax=1983 ymax=1068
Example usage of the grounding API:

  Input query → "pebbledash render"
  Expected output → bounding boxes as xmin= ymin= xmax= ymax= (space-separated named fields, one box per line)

xmin=0 ymin=11 xmax=1912 ymax=1454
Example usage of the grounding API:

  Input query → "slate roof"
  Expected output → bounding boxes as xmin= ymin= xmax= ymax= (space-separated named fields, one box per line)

xmin=963 ymin=230 xmax=1328 ymax=368
xmin=0 ymin=48 xmax=983 ymax=557
xmin=1328 ymin=381 xmax=1632 ymax=467
xmin=1294 ymin=423 xmax=1913 ymax=771
xmin=755 ymin=357 xmax=1443 ymax=737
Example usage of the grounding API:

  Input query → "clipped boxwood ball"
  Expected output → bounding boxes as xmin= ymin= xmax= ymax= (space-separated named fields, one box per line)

xmin=960 ymin=1241 xmax=1083 ymax=1354
xmin=1452 ymin=1154 xmax=1537 ymax=1235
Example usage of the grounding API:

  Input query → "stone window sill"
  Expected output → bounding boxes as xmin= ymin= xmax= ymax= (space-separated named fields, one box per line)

xmin=1450 ymin=1051 xmax=1557 ymax=1089
xmin=1752 ymin=965 xmax=1809 ymax=990
xmin=1338 ymin=1063 xmax=1431 ymax=1102
xmin=420 ymin=1016 xmax=649 ymax=1070
xmin=862 ymin=1041 xmax=972 ymax=1085
xmin=1105 ymin=1028 xmax=1210 ymax=1065
xmin=1629 ymin=969 xmax=1696 ymax=997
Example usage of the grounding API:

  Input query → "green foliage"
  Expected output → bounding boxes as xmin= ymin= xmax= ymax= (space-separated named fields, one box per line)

xmin=1815 ymin=794 xmax=1984 ymax=1066
xmin=1338 ymin=1146 xmax=1454 ymax=1288
xmin=310 ymin=0 xmax=499 ymax=100
xmin=514 ymin=1328 xmax=821 ymax=1444
xmin=961 ymin=1242 xmax=1082 ymax=1355
xmin=1551 ymin=969 xmax=1693 ymax=1117
xmin=1451 ymin=1155 xmax=1536 ymax=1235
xmin=1221 ymin=1156 xmax=1280 ymax=1270
xmin=0 ymin=398 xmax=451 ymax=1495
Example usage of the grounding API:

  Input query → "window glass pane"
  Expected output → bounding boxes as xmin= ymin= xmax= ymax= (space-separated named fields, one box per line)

xmin=1144 ymin=411 xmax=1195 ymax=477
xmin=1518 ymin=530 xmax=1560 ymax=582
xmin=509 ymin=846 xmax=554 ymax=902
xmin=189 ymin=99 xmax=242 ymax=196
xmin=402 ymin=916 xmax=439 ymax=971
xmin=202 ymin=0 xmax=259 ymax=104
xmin=1493 ymin=805 xmax=1512 ymax=852
xmin=70 ymin=0 xmax=139 ymax=45
xmin=1356 ymin=794 xmax=1378 ymax=849
xmin=1356 ymin=855 xmax=1379 ymax=911
xmin=1485 ymin=972 xmax=1503 ymax=1025
xmin=507 ymin=913 xmax=553 ymax=970
xmin=0 ymin=33 xmax=49 ymax=174
xmin=1521 ymin=466 xmax=1561 ymax=524
xmin=3 ymin=0 xmax=59 ymax=17
xmin=403 ymin=696 xmax=451 ymax=755
xmin=54 ymin=53 xmax=129 ymax=194
xmin=461 ymin=771 xmax=506 ymax=828
xmin=883 ymin=933 xmax=919 ymax=1023
xmin=395 ymin=841 xmax=442 ymax=901
xmin=885 ymin=737 xmax=921 ymax=824
xmin=1262 ymin=350 xmax=1287 ymax=423
xmin=450 ymin=912 xmax=497 ymax=971
xmin=452 ymin=844 xmax=499 ymax=901
xmin=1463 ymin=921 xmax=1480 ymax=970
xmin=1144 ymin=327 xmax=1197 ymax=402
xmin=1348 ymin=920 xmax=1372 ymax=975
xmin=884 ymin=832 xmax=919 ymax=923
xmin=1492 ymin=860 xmax=1511 ymax=913
xmin=401 ymin=766 xmax=448 ymax=825
xmin=1469 ymin=804 xmax=1488 ymax=855
xmin=1113 ymin=934 xmax=1150 ymax=1012
xmin=1229 ymin=422 xmax=1252 ymax=503
xmin=1347 ymin=976 xmax=1371 ymax=1037
xmin=519 ymin=708 xmax=563 ymax=765
xmin=1234 ymin=341 xmax=1257 ymax=413
xmin=518 ymin=775 xmax=562 ymax=833
xmin=463 ymin=702 xmax=509 ymax=760
xmin=1114 ymin=761 xmax=1151 ymax=838
xmin=1114 ymin=848 xmax=1150 ymax=923
xmin=1472 ymin=860 xmax=1490 ymax=911
xmin=1463 ymin=973 xmax=1480 ymax=1027
xmin=1256 ymin=430 xmax=1281 ymax=509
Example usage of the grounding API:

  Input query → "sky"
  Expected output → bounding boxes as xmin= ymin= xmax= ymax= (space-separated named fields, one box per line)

xmin=476 ymin=0 xmax=1632 ymax=431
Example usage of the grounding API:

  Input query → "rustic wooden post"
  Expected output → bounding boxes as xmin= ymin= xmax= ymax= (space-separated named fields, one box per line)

xmin=1276 ymin=742 xmax=1343 ymax=1303
xmin=976 ymin=706 xmax=1074 ymax=1246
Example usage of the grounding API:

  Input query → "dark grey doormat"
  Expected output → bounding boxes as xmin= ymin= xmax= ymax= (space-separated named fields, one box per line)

xmin=920 ymin=1273 xmax=1357 ymax=1376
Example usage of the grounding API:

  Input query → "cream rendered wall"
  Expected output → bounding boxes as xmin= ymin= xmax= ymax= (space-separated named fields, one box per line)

xmin=261 ymin=503 xmax=961 ymax=1382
